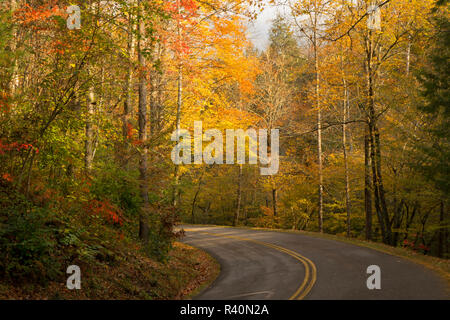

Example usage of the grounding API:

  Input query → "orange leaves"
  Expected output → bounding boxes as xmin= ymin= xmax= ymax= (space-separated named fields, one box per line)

xmin=0 ymin=139 xmax=38 ymax=155
xmin=1 ymin=173 xmax=13 ymax=183
xmin=162 ymin=1 xmax=208 ymax=61
xmin=164 ymin=0 xmax=199 ymax=18
xmin=15 ymin=3 xmax=65 ymax=26
xmin=126 ymin=123 xmax=144 ymax=146
xmin=181 ymin=0 xmax=200 ymax=13
xmin=14 ymin=3 xmax=74 ymax=55
xmin=126 ymin=123 xmax=134 ymax=140
xmin=218 ymin=107 xmax=260 ymax=128
xmin=84 ymin=199 xmax=124 ymax=226
xmin=49 ymin=39 xmax=66 ymax=55
xmin=179 ymin=40 xmax=191 ymax=55
xmin=124 ymin=122 xmax=148 ymax=147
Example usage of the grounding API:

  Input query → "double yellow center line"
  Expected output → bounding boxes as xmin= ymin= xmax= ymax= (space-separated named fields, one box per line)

xmin=185 ymin=229 xmax=317 ymax=300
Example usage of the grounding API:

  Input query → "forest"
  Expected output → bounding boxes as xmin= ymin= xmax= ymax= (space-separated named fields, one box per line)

xmin=0 ymin=0 xmax=448 ymax=294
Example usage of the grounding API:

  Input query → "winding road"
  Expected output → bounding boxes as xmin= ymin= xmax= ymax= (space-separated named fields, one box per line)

xmin=181 ymin=225 xmax=449 ymax=300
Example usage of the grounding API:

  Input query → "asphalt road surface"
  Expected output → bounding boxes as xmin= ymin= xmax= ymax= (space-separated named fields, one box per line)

xmin=181 ymin=225 xmax=449 ymax=300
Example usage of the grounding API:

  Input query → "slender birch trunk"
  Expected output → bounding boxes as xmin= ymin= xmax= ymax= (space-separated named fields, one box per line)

xmin=85 ymin=86 xmax=96 ymax=172
xmin=9 ymin=0 xmax=19 ymax=96
xmin=339 ymin=22 xmax=351 ymax=237
xmin=406 ymin=38 xmax=411 ymax=75
xmin=313 ymin=0 xmax=323 ymax=233
xmin=172 ymin=65 xmax=182 ymax=207
xmin=172 ymin=1 xmax=182 ymax=208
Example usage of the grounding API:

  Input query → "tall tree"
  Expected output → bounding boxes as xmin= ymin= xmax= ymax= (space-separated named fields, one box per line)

xmin=290 ymin=0 xmax=332 ymax=233
xmin=137 ymin=0 xmax=149 ymax=242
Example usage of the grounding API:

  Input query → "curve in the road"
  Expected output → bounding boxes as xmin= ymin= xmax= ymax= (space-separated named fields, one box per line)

xmin=185 ymin=229 xmax=316 ymax=300
xmin=182 ymin=225 xmax=449 ymax=300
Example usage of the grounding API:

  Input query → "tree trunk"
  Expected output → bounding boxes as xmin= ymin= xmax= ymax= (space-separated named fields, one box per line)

xmin=272 ymin=186 xmax=278 ymax=217
xmin=172 ymin=64 xmax=182 ymax=207
xmin=122 ymin=5 xmax=135 ymax=147
xmin=313 ymin=1 xmax=323 ymax=233
xmin=368 ymin=114 xmax=386 ymax=243
xmin=364 ymin=132 xmax=373 ymax=240
xmin=438 ymin=200 xmax=445 ymax=258
xmin=137 ymin=0 xmax=149 ymax=242
xmin=404 ymin=203 xmax=417 ymax=241
xmin=150 ymin=42 xmax=165 ymax=135
xmin=85 ymin=87 xmax=95 ymax=172
xmin=243 ymin=206 xmax=248 ymax=226
xmin=365 ymin=27 xmax=391 ymax=245
xmin=191 ymin=170 xmax=205 ymax=224
xmin=233 ymin=164 xmax=243 ymax=226
xmin=191 ymin=184 xmax=200 ymax=224
xmin=369 ymin=122 xmax=391 ymax=244
xmin=391 ymin=171 xmax=404 ymax=247
xmin=343 ymin=94 xmax=351 ymax=237
xmin=172 ymin=3 xmax=183 ymax=207
xmin=8 ymin=0 xmax=19 ymax=96
xmin=341 ymin=57 xmax=351 ymax=237
xmin=406 ymin=37 xmax=411 ymax=75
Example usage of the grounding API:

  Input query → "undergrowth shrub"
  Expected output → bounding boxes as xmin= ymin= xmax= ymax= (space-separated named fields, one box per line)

xmin=0 ymin=181 xmax=61 ymax=283
xmin=0 ymin=161 xmax=181 ymax=284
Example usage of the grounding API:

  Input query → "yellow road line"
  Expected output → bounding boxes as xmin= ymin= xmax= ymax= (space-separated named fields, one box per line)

xmin=184 ymin=229 xmax=317 ymax=300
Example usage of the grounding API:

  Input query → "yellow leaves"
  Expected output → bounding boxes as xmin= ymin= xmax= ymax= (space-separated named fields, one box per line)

xmin=162 ymin=6 xmax=260 ymax=133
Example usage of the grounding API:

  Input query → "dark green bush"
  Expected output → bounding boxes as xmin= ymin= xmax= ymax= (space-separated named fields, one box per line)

xmin=89 ymin=164 xmax=142 ymax=220
xmin=0 ymin=187 xmax=61 ymax=283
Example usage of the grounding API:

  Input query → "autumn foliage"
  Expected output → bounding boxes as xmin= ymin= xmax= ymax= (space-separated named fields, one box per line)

xmin=0 ymin=0 xmax=448 ymax=296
